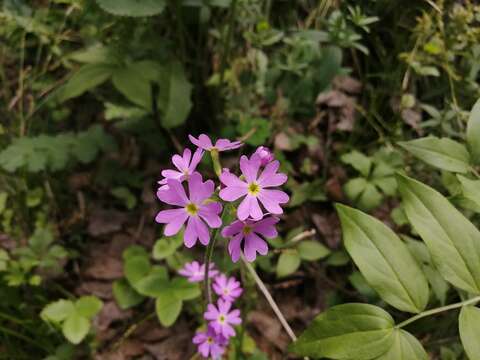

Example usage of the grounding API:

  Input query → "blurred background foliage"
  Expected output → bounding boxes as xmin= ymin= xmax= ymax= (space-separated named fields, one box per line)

xmin=1 ymin=0 xmax=480 ymax=358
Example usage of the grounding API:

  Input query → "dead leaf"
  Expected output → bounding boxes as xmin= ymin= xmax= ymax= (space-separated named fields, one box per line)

xmin=83 ymin=257 xmax=123 ymax=280
xmin=88 ymin=208 xmax=128 ymax=237
xmin=311 ymin=212 xmax=341 ymax=249
xmin=333 ymin=75 xmax=362 ymax=94
xmin=95 ymin=301 xmax=133 ymax=332
xmin=274 ymin=132 xmax=292 ymax=151
xmin=76 ymin=281 xmax=113 ymax=300
xmin=248 ymin=311 xmax=289 ymax=350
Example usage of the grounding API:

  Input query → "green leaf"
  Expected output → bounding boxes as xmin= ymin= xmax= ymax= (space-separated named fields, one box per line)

xmin=276 ymin=250 xmax=301 ymax=277
xmin=398 ymin=137 xmax=471 ymax=173
xmin=135 ymin=274 xmax=170 ymax=297
xmin=0 ymin=249 xmax=9 ymax=271
xmin=155 ymin=292 xmax=182 ymax=327
xmin=0 ymin=192 xmax=8 ymax=214
xmin=344 ymin=178 xmax=383 ymax=211
xmin=153 ymin=235 xmax=182 ymax=260
xmin=457 ymin=175 xmax=480 ymax=208
xmin=459 ymin=305 xmax=480 ymax=360
xmin=397 ymin=174 xmax=480 ymax=294
xmin=290 ymin=303 xmax=395 ymax=359
xmin=171 ymin=277 xmax=201 ymax=300
xmin=467 ymin=98 xmax=480 ymax=164
xmin=336 ymin=204 xmax=429 ymax=313
xmin=57 ymin=64 xmax=114 ymax=102
xmin=297 ymin=241 xmax=331 ymax=261
xmin=62 ymin=313 xmax=90 ymax=344
xmin=111 ymin=63 xmax=152 ymax=109
xmin=236 ymin=118 xmax=271 ymax=146
xmin=341 ymin=151 xmax=372 ymax=177
xmin=95 ymin=0 xmax=166 ymax=16
xmin=75 ymin=296 xmax=103 ymax=319
xmin=122 ymin=245 xmax=149 ymax=261
xmin=110 ymin=186 xmax=137 ymax=209
xmin=158 ymin=61 xmax=192 ymax=128
xmin=124 ymin=255 xmax=151 ymax=288
xmin=41 ymin=300 xmax=75 ymax=323
xmin=112 ymin=279 xmax=145 ymax=310
xmin=372 ymin=329 xmax=428 ymax=360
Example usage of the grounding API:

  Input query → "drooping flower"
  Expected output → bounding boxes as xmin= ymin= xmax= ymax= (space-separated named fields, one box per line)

xmin=219 ymin=156 xmax=289 ymax=220
xmin=155 ymin=173 xmax=222 ymax=247
xmin=204 ymin=299 xmax=242 ymax=338
xmin=178 ymin=261 xmax=219 ymax=283
xmin=212 ymin=274 xmax=243 ymax=302
xmin=189 ymin=134 xmax=242 ymax=152
xmin=158 ymin=148 xmax=204 ymax=185
xmin=192 ymin=325 xmax=228 ymax=359
xmin=250 ymin=146 xmax=274 ymax=166
xmin=222 ymin=217 xmax=279 ymax=262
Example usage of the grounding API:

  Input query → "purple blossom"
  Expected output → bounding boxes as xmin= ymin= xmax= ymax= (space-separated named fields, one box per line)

xmin=155 ymin=173 xmax=222 ymax=247
xmin=189 ymin=134 xmax=242 ymax=152
xmin=212 ymin=274 xmax=243 ymax=302
xmin=192 ymin=325 xmax=228 ymax=359
xmin=222 ymin=217 xmax=279 ymax=262
xmin=158 ymin=148 xmax=204 ymax=185
xmin=178 ymin=261 xmax=219 ymax=283
xmin=250 ymin=146 xmax=274 ymax=166
xmin=219 ymin=156 xmax=289 ymax=221
xmin=204 ymin=299 xmax=242 ymax=338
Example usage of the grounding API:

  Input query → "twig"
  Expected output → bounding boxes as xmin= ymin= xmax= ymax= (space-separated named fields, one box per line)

xmin=289 ymin=229 xmax=316 ymax=244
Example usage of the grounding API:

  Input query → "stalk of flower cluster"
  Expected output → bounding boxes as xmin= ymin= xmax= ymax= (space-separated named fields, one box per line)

xmin=210 ymin=149 xmax=222 ymax=177
xmin=396 ymin=295 xmax=480 ymax=329
xmin=240 ymin=253 xmax=297 ymax=342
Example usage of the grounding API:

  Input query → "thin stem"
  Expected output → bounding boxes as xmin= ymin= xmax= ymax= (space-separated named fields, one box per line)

xmin=240 ymin=254 xmax=297 ymax=342
xmin=396 ymin=295 xmax=480 ymax=329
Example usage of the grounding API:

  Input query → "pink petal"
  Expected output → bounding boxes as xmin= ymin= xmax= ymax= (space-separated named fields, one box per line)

xmin=163 ymin=179 xmax=189 ymax=205
xmin=161 ymin=169 xmax=184 ymax=181
xmin=158 ymin=210 xmax=188 ymax=236
xmin=247 ymin=233 xmax=268 ymax=257
xmin=215 ymin=139 xmax=242 ymax=151
xmin=182 ymin=148 xmax=192 ymax=165
xmin=238 ymin=195 xmax=263 ymax=220
xmin=189 ymin=148 xmax=204 ymax=173
xmin=155 ymin=208 xmax=185 ymax=223
xmin=219 ymin=185 xmax=247 ymax=202
xmin=240 ymin=155 xmax=260 ymax=183
xmin=258 ymin=161 xmax=288 ymax=187
xmin=198 ymin=202 xmax=222 ymax=228
xmin=189 ymin=134 xmax=213 ymax=150
xmin=172 ymin=150 xmax=189 ymax=172
xmin=222 ymin=220 xmax=244 ymax=237
xmin=228 ymin=233 xmax=243 ymax=263
xmin=218 ymin=299 xmax=231 ymax=313
xmin=184 ymin=217 xmax=198 ymax=248
xmin=219 ymin=171 xmax=247 ymax=188
xmin=189 ymin=174 xmax=214 ymax=203
xmin=258 ymin=189 xmax=289 ymax=214
xmin=193 ymin=217 xmax=210 ymax=246
xmin=253 ymin=216 xmax=279 ymax=238
xmin=198 ymin=342 xmax=210 ymax=357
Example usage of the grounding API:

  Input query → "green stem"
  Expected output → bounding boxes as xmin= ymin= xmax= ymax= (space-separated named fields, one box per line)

xmin=219 ymin=0 xmax=238 ymax=84
xmin=210 ymin=150 xmax=222 ymax=177
xmin=396 ymin=295 xmax=480 ymax=329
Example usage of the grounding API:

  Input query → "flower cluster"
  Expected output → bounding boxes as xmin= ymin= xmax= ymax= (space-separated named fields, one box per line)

xmin=156 ymin=135 xmax=289 ymax=359
xmin=156 ymin=134 xmax=289 ymax=263
xmin=179 ymin=261 xmax=243 ymax=359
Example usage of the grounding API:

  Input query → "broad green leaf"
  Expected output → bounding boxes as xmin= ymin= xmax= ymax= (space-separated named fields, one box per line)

xmin=457 ymin=175 xmax=480 ymax=208
xmin=0 ymin=249 xmax=9 ymax=271
xmin=158 ymin=61 xmax=192 ymax=128
xmin=397 ymin=174 xmax=480 ymax=294
xmin=467 ymin=98 xmax=480 ymax=164
xmin=171 ymin=277 xmax=201 ymax=300
xmin=153 ymin=236 xmax=182 ymax=260
xmin=290 ymin=303 xmax=395 ymax=359
xmin=336 ymin=204 xmax=429 ymax=313
xmin=41 ymin=300 xmax=75 ymax=323
xmin=57 ymin=64 xmax=114 ymax=102
xmin=0 ymin=192 xmax=8 ymax=214
xmin=398 ymin=137 xmax=471 ymax=173
xmin=124 ymin=255 xmax=151 ymax=288
xmin=276 ymin=250 xmax=301 ymax=277
xmin=344 ymin=178 xmax=383 ymax=211
xmin=372 ymin=329 xmax=428 ymax=360
xmin=96 ymin=0 xmax=166 ymax=16
xmin=75 ymin=296 xmax=103 ymax=319
xmin=297 ymin=241 xmax=331 ymax=261
xmin=459 ymin=305 xmax=480 ymax=360
xmin=112 ymin=279 xmax=145 ymax=309
xmin=155 ymin=292 xmax=182 ymax=327
xmin=341 ymin=151 xmax=372 ymax=177
xmin=135 ymin=274 xmax=169 ymax=297
xmin=62 ymin=313 xmax=90 ymax=344
xmin=111 ymin=63 xmax=152 ymax=109
xmin=348 ymin=271 xmax=377 ymax=299
xmin=122 ymin=245 xmax=149 ymax=261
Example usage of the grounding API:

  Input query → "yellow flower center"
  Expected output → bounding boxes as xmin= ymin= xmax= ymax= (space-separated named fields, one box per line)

xmin=207 ymin=336 xmax=213 ymax=344
xmin=243 ymin=225 xmax=252 ymax=235
xmin=219 ymin=315 xmax=226 ymax=323
xmin=185 ymin=203 xmax=199 ymax=216
xmin=248 ymin=182 xmax=260 ymax=196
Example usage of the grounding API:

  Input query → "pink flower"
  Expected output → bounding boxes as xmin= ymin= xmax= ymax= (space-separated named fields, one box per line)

xmin=158 ymin=148 xmax=204 ymax=185
xmin=219 ymin=156 xmax=289 ymax=220
xmin=192 ymin=325 xmax=228 ymax=360
xmin=222 ymin=217 xmax=279 ymax=262
xmin=204 ymin=299 xmax=242 ymax=338
xmin=178 ymin=261 xmax=219 ymax=283
xmin=155 ymin=173 xmax=222 ymax=247
xmin=212 ymin=274 xmax=243 ymax=302
xmin=189 ymin=134 xmax=242 ymax=152
xmin=250 ymin=146 xmax=274 ymax=165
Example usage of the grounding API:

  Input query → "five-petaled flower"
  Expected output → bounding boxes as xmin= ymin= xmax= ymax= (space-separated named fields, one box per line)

xmin=204 ymin=299 xmax=242 ymax=338
xmin=158 ymin=148 xmax=204 ymax=185
xmin=178 ymin=261 xmax=219 ymax=283
xmin=222 ymin=217 xmax=279 ymax=262
xmin=213 ymin=274 xmax=243 ymax=302
xmin=219 ymin=156 xmax=289 ymax=221
xmin=192 ymin=325 xmax=228 ymax=359
xmin=189 ymin=134 xmax=243 ymax=152
xmin=155 ymin=173 xmax=222 ymax=247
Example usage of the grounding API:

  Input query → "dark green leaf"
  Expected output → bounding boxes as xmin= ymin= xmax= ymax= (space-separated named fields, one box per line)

xmin=95 ymin=0 xmax=166 ymax=16
xmin=112 ymin=279 xmax=145 ymax=309
xmin=467 ymin=98 xmax=480 ymax=164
